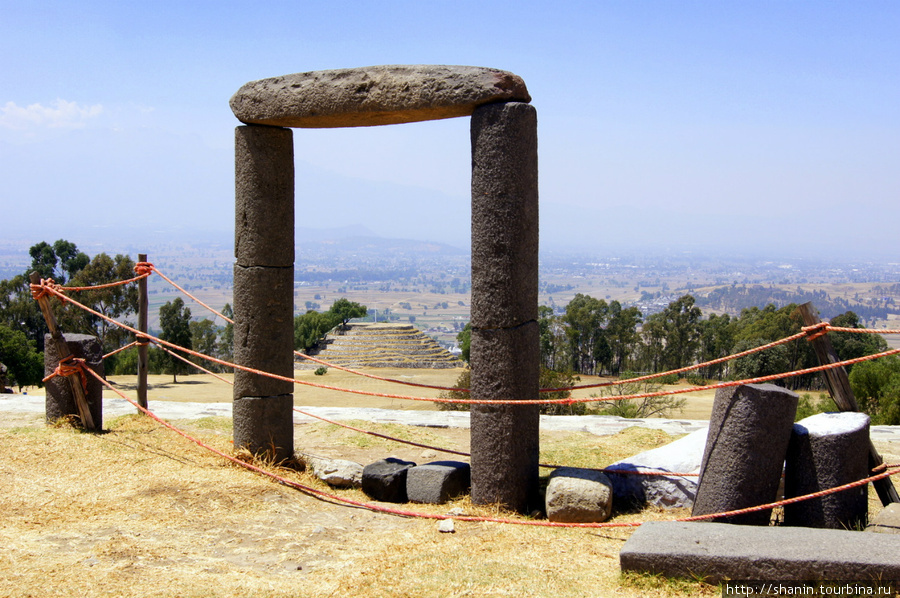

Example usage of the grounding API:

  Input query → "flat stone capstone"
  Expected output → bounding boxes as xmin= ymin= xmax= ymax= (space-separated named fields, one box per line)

xmin=230 ymin=65 xmax=531 ymax=128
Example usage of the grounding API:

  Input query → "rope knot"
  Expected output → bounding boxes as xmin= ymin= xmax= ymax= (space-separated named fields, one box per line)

xmin=30 ymin=278 xmax=67 ymax=304
xmin=134 ymin=262 xmax=154 ymax=276
xmin=802 ymin=322 xmax=829 ymax=342
xmin=43 ymin=355 xmax=89 ymax=393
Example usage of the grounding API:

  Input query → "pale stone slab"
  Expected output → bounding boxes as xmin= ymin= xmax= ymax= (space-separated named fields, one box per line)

xmin=620 ymin=521 xmax=900 ymax=582
xmin=546 ymin=467 xmax=613 ymax=523
xmin=230 ymin=65 xmax=531 ymax=128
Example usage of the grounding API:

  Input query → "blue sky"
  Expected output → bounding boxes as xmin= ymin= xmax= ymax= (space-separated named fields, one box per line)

xmin=1 ymin=1 xmax=898 ymax=258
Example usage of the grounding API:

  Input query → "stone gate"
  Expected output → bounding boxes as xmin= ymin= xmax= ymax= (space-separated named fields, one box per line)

xmin=230 ymin=65 xmax=540 ymax=511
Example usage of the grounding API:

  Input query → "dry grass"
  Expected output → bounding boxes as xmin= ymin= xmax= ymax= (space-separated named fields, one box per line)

xmin=0 ymin=411 xmax=726 ymax=598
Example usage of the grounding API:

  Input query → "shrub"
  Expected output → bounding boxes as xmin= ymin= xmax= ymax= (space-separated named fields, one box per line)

xmin=657 ymin=373 xmax=680 ymax=385
xmin=314 ymin=366 xmax=328 ymax=376
xmin=685 ymin=373 xmax=707 ymax=386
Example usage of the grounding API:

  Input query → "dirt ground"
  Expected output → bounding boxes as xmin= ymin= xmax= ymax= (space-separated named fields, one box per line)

xmin=3 ymin=369 xmax=897 ymax=597
xmin=101 ymin=368 xmax=720 ymax=419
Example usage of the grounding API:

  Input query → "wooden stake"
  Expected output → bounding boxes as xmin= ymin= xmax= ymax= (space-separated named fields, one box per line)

xmin=137 ymin=253 xmax=149 ymax=410
xmin=29 ymin=272 xmax=97 ymax=431
xmin=799 ymin=302 xmax=898 ymax=505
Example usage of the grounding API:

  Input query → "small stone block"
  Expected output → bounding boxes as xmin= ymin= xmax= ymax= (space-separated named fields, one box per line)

xmin=362 ymin=458 xmax=416 ymax=503
xmin=438 ymin=519 xmax=456 ymax=533
xmin=406 ymin=461 xmax=471 ymax=504
xmin=300 ymin=453 xmax=363 ymax=488
xmin=620 ymin=521 xmax=900 ymax=582
xmin=546 ymin=467 xmax=613 ymax=523
xmin=866 ymin=503 xmax=900 ymax=534
xmin=44 ymin=333 xmax=104 ymax=428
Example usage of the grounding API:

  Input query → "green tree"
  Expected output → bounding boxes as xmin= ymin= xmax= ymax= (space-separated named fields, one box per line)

xmin=731 ymin=303 xmax=815 ymax=389
xmin=218 ymin=303 xmax=234 ymax=365
xmin=456 ymin=322 xmax=471 ymax=362
xmin=62 ymin=253 xmax=138 ymax=354
xmin=294 ymin=310 xmax=339 ymax=353
xmin=0 ymin=324 xmax=43 ymax=391
xmin=697 ymin=313 xmax=737 ymax=379
xmin=189 ymin=319 xmax=223 ymax=371
xmin=159 ymin=298 xmax=192 ymax=383
xmin=606 ymin=301 xmax=642 ymax=375
xmin=657 ymin=295 xmax=702 ymax=372
xmin=828 ymin=311 xmax=888 ymax=374
xmin=329 ymin=298 xmax=367 ymax=330
xmin=849 ymin=356 xmax=900 ymax=425
xmin=563 ymin=294 xmax=611 ymax=375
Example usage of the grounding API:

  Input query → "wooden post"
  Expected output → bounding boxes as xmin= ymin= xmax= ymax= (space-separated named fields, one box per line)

xmin=29 ymin=272 xmax=97 ymax=431
xmin=137 ymin=253 xmax=149 ymax=410
xmin=798 ymin=302 xmax=898 ymax=505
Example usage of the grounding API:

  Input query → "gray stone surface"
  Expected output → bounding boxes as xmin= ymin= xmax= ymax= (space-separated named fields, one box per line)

xmin=546 ymin=467 xmax=613 ymax=523
xmin=468 ymin=101 xmax=540 ymax=514
xmin=362 ymin=458 xmax=416 ymax=503
xmin=234 ymin=125 xmax=294 ymax=268
xmin=606 ymin=428 xmax=706 ymax=509
xmin=406 ymin=460 xmax=471 ymax=504
xmin=230 ymin=65 xmax=531 ymax=128
xmin=43 ymin=333 xmax=103 ymax=428
xmin=470 ymin=102 xmax=539 ymax=330
xmin=300 ymin=453 xmax=363 ymax=488
xmin=692 ymin=384 xmax=799 ymax=525
xmin=232 ymin=265 xmax=294 ymax=398
xmin=232 ymin=394 xmax=294 ymax=461
xmin=785 ymin=412 xmax=870 ymax=529
xmin=620 ymin=520 xmax=900 ymax=582
xmin=866 ymin=503 xmax=900 ymax=534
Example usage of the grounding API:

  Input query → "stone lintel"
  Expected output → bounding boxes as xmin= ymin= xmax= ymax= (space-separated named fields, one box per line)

xmin=230 ymin=65 xmax=531 ymax=128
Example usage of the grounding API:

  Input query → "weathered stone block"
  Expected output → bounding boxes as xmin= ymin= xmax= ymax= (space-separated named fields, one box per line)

xmin=866 ymin=503 xmax=900 ymax=534
xmin=233 ymin=264 xmax=294 ymax=398
xmin=44 ymin=333 xmax=104 ymax=428
xmin=406 ymin=461 xmax=471 ymax=504
xmin=362 ymin=458 xmax=416 ymax=503
xmin=546 ymin=467 xmax=613 ymax=523
xmin=230 ymin=65 xmax=531 ymax=128
xmin=232 ymin=394 xmax=294 ymax=461
xmin=606 ymin=428 xmax=706 ymax=509
xmin=620 ymin=521 xmax=900 ymax=582
xmin=470 ymin=101 xmax=538 ymax=329
xmin=300 ymin=453 xmax=363 ymax=488
xmin=235 ymin=125 xmax=294 ymax=268
xmin=692 ymin=384 xmax=798 ymax=525
xmin=784 ymin=412 xmax=870 ymax=529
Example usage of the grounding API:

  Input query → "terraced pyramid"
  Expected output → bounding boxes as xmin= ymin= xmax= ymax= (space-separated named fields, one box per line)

xmin=298 ymin=323 xmax=462 ymax=369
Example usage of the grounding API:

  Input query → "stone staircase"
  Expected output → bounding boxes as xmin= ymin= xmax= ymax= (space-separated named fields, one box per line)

xmin=298 ymin=323 xmax=462 ymax=369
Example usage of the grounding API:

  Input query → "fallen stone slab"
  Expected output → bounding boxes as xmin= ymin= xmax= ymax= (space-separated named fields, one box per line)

xmin=619 ymin=521 xmax=900 ymax=582
xmin=362 ymin=458 xmax=416 ymax=503
xmin=545 ymin=467 xmax=613 ymax=523
xmin=866 ymin=503 xmax=900 ymax=534
xmin=298 ymin=453 xmax=363 ymax=488
xmin=605 ymin=427 xmax=707 ymax=509
xmin=406 ymin=460 xmax=470 ymax=504
xmin=230 ymin=65 xmax=531 ymax=128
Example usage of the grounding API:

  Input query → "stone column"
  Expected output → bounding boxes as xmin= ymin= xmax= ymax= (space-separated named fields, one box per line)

xmin=233 ymin=125 xmax=295 ymax=461
xmin=469 ymin=101 xmax=540 ymax=512
xmin=692 ymin=383 xmax=799 ymax=525
xmin=44 ymin=333 xmax=104 ymax=427
xmin=784 ymin=412 xmax=870 ymax=529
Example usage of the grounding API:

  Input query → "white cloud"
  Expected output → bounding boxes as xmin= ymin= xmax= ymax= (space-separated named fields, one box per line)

xmin=0 ymin=99 xmax=104 ymax=130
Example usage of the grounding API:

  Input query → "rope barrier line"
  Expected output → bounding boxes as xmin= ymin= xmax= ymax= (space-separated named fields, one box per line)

xmin=154 ymin=341 xmax=234 ymax=385
xmin=76 ymin=365 xmax=900 ymax=530
xmin=150 ymin=266 xmax=234 ymax=325
xmin=294 ymin=350 xmax=471 ymax=393
xmin=30 ymin=278 xmax=900 ymax=406
xmin=42 ymin=354 xmax=89 ymax=393
xmin=103 ymin=340 xmax=141 ymax=360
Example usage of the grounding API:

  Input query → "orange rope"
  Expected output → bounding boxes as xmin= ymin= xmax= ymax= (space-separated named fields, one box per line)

xmin=42 ymin=355 xmax=89 ymax=393
xmin=79 ymin=365 xmax=900 ymax=529
xmin=103 ymin=340 xmax=140 ymax=360
xmin=151 ymin=266 xmax=233 ymax=324
xmin=32 ymin=279 xmax=900 ymax=405
xmin=155 ymin=342 xmax=233 ymax=384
